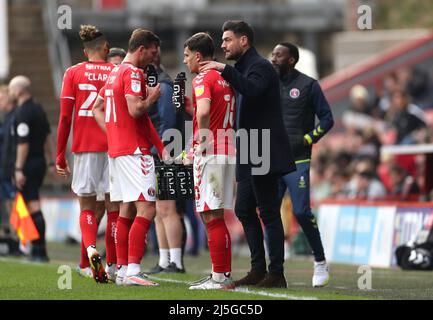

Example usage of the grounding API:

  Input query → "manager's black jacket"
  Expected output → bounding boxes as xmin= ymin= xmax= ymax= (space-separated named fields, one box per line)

xmin=221 ymin=47 xmax=296 ymax=181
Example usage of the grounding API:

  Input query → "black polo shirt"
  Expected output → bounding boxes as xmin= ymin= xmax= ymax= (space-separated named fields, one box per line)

xmin=14 ymin=98 xmax=50 ymax=168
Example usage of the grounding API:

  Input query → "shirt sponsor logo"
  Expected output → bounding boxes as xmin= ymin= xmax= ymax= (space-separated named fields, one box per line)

xmin=217 ymin=80 xmax=230 ymax=88
xmin=290 ymin=88 xmax=300 ymax=99
xmin=131 ymin=72 xmax=141 ymax=80
xmin=131 ymin=80 xmax=141 ymax=93
xmin=195 ymin=85 xmax=205 ymax=97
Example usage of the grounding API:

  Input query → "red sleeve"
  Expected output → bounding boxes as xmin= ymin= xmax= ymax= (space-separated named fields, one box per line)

xmin=56 ymin=97 xmax=75 ymax=168
xmin=98 ymin=84 xmax=106 ymax=100
xmin=60 ymin=68 xmax=75 ymax=99
xmin=146 ymin=115 xmax=164 ymax=158
xmin=124 ymin=68 xmax=145 ymax=98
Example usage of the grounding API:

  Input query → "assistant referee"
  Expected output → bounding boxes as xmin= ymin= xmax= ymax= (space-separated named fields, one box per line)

xmin=8 ymin=76 xmax=54 ymax=262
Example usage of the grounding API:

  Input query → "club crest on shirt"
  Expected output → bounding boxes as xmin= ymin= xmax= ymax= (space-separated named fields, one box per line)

xmin=131 ymin=80 xmax=141 ymax=93
xmin=195 ymin=85 xmax=205 ymax=97
xmin=290 ymin=88 xmax=300 ymax=99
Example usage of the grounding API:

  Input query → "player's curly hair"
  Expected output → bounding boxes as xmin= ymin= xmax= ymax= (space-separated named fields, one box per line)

xmin=79 ymin=24 xmax=106 ymax=51
xmin=79 ymin=24 xmax=103 ymax=42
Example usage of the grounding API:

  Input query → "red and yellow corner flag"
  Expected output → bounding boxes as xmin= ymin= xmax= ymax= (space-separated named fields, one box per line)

xmin=9 ymin=192 xmax=39 ymax=246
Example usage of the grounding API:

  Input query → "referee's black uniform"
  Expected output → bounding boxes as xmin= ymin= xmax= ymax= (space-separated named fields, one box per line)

xmin=13 ymin=97 xmax=51 ymax=260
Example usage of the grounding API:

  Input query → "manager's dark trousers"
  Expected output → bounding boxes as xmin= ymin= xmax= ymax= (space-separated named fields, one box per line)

xmin=235 ymin=173 xmax=285 ymax=275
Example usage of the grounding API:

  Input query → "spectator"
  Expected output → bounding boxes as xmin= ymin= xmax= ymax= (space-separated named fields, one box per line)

xmin=342 ymin=84 xmax=384 ymax=133
xmin=389 ymin=164 xmax=420 ymax=201
xmin=345 ymin=157 xmax=387 ymax=200
xmin=387 ymin=90 xmax=427 ymax=145
xmin=349 ymin=84 xmax=373 ymax=116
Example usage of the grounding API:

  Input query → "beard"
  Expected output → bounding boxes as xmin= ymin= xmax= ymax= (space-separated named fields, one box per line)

xmin=273 ymin=63 xmax=288 ymax=78
xmin=225 ymin=48 xmax=243 ymax=61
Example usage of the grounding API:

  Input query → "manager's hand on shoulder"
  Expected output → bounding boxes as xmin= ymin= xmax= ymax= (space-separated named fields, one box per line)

xmin=199 ymin=61 xmax=226 ymax=73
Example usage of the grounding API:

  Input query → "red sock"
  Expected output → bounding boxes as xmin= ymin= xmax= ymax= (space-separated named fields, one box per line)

xmin=207 ymin=218 xmax=232 ymax=273
xmin=79 ymin=210 xmax=97 ymax=249
xmin=79 ymin=239 xmax=90 ymax=268
xmin=128 ymin=216 xmax=151 ymax=264
xmin=105 ymin=211 xmax=119 ymax=265
xmin=116 ymin=216 xmax=133 ymax=266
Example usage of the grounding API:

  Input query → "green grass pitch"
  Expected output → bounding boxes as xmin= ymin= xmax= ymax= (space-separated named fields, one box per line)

xmin=1 ymin=241 xmax=433 ymax=300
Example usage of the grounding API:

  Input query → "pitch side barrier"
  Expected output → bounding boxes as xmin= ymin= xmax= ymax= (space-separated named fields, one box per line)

xmin=317 ymin=199 xmax=433 ymax=268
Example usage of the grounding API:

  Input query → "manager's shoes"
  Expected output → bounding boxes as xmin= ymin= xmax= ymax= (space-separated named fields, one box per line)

xmin=147 ymin=264 xmax=167 ymax=274
xmin=312 ymin=261 xmax=330 ymax=288
xmin=164 ymin=262 xmax=186 ymax=274
xmin=255 ymin=273 xmax=287 ymax=288
xmin=234 ymin=270 xmax=266 ymax=287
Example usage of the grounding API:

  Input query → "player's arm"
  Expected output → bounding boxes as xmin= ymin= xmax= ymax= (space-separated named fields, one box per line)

xmin=145 ymin=115 xmax=166 ymax=160
xmin=303 ymin=81 xmax=334 ymax=146
xmin=44 ymin=132 xmax=55 ymax=173
xmin=56 ymin=69 xmax=74 ymax=175
xmin=92 ymin=90 xmax=106 ymax=132
xmin=126 ymin=84 xmax=161 ymax=118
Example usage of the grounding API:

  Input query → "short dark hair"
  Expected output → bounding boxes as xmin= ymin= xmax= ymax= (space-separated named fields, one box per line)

xmin=222 ymin=20 xmax=254 ymax=46
xmin=278 ymin=42 xmax=299 ymax=64
xmin=128 ymin=29 xmax=160 ymax=53
xmin=107 ymin=47 xmax=126 ymax=59
xmin=184 ymin=32 xmax=214 ymax=58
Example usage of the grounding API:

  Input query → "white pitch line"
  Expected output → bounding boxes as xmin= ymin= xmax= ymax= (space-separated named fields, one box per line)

xmin=148 ymin=276 xmax=319 ymax=300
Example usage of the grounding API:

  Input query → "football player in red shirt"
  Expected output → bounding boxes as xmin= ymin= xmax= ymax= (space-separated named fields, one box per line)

xmin=183 ymin=33 xmax=236 ymax=290
xmin=56 ymin=25 xmax=119 ymax=283
xmin=92 ymin=29 xmax=163 ymax=286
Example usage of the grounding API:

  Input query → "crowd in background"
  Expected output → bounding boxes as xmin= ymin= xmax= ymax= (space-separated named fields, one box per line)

xmin=310 ymin=66 xmax=433 ymax=204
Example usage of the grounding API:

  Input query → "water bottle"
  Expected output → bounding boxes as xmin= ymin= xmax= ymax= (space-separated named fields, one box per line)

xmin=173 ymin=72 xmax=186 ymax=111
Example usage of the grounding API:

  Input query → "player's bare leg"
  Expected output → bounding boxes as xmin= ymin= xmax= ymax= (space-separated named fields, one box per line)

xmin=148 ymin=211 xmax=170 ymax=273
xmin=189 ymin=209 xmax=234 ymax=290
xmin=158 ymin=200 xmax=185 ymax=272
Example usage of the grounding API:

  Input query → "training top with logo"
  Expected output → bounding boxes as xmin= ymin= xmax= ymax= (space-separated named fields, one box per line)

xmin=192 ymin=69 xmax=236 ymax=156
xmin=60 ymin=61 xmax=114 ymax=153
xmin=103 ymin=62 xmax=162 ymax=158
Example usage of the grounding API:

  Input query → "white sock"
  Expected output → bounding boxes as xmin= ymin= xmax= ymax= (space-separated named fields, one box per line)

xmin=106 ymin=263 xmax=116 ymax=276
xmin=159 ymin=249 xmax=170 ymax=268
xmin=126 ymin=263 xmax=141 ymax=277
xmin=169 ymin=248 xmax=183 ymax=269
xmin=86 ymin=245 xmax=97 ymax=258
xmin=212 ymin=272 xmax=230 ymax=283
xmin=117 ymin=265 xmax=127 ymax=279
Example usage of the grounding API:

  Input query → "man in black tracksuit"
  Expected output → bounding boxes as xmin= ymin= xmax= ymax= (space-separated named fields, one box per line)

xmin=200 ymin=21 xmax=296 ymax=288
xmin=271 ymin=43 xmax=334 ymax=287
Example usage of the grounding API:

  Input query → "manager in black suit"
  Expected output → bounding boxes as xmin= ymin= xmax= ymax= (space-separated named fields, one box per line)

xmin=200 ymin=20 xmax=296 ymax=288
